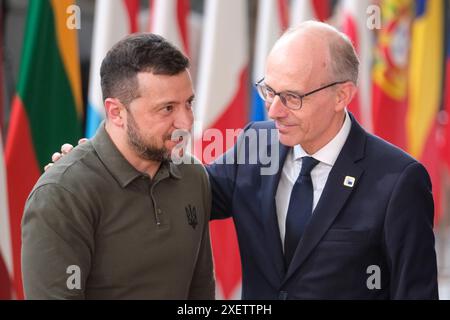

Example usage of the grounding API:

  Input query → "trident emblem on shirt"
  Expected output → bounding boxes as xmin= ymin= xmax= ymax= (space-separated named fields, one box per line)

xmin=185 ymin=205 xmax=198 ymax=229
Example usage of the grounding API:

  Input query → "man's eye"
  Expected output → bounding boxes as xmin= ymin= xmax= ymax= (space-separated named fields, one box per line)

xmin=163 ymin=105 xmax=174 ymax=112
xmin=285 ymin=93 xmax=300 ymax=102
xmin=186 ymin=100 xmax=194 ymax=108
xmin=265 ymin=89 xmax=275 ymax=97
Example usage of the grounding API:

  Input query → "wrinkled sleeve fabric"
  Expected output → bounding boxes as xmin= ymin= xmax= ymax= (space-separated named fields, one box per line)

xmin=22 ymin=184 xmax=95 ymax=299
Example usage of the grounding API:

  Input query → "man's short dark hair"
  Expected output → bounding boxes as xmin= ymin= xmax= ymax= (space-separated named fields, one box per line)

xmin=100 ymin=33 xmax=190 ymax=106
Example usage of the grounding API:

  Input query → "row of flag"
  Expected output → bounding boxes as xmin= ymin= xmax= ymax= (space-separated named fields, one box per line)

xmin=1 ymin=0 xmax=450 ymax=300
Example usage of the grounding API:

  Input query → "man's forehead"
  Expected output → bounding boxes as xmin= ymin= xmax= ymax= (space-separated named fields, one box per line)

xmin=136 ymin=70 xmax=192 ymax=90
xmin=265 ymin=54 xmax=314 ymax=86
xmin=136 ymin=69 xmax=191 ymax=82
xmin=271 ymin=36 xmax=329 ymax=62
xmin=266 ymin=37 xmax=331 ymax=87
xmin=138 ymin=73 xmax=193 ymax=99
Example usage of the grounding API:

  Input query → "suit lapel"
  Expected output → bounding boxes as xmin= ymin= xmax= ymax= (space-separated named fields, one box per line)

xmin=283 ymin=115 xmax=367 ymax=283
xmin=260 ymin=139 xmax=290 ymax=282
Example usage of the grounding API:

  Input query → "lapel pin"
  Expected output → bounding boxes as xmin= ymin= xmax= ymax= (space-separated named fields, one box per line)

xmin=343 ymin=176 xmax=355 ymax=188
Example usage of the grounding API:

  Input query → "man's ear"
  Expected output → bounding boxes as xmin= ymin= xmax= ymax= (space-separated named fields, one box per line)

xmin=335 ymin=82 xmax=357 ymax=112
xmin=104 ymin=98 xmax=126 ymax=127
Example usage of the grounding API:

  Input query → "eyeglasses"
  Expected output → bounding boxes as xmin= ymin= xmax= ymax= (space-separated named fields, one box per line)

xmin=255 ymin=78 xmax=349 ymax=110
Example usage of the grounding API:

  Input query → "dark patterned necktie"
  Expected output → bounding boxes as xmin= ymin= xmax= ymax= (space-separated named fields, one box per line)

xmin=284 ymin=156 xmax=319 ymax=267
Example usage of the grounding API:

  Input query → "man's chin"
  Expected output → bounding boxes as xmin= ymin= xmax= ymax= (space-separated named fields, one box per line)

xmin=278 ymin=134 xmax=299 ymax=147
xmin=166 ymin=144 xmax=186 ymax=162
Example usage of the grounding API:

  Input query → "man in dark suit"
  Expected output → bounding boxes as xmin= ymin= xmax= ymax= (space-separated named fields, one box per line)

xmin=206 ymin=21 xmax=438 ymax=299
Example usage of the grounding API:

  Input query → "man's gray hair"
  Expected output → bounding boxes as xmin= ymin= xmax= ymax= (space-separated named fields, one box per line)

xmin=329 ymin=30 xmax=360 ymax=85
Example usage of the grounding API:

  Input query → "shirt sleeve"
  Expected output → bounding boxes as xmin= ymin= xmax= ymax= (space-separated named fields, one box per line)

xmin=21 ymin=183 xmax=96 ymax=299
xmin=188 ymin=166 xmax=215 ymax=300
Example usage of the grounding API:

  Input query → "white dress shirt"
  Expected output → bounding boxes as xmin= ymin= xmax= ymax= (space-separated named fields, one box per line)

xmin=275 ymin=111 xmax=352 ymax=249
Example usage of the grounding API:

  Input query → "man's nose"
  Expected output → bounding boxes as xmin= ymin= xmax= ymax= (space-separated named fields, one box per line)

xmin=174 ymin=107 xmax=194 ymax=130
xmin=267 ymin=96 xmax=288 ymax=119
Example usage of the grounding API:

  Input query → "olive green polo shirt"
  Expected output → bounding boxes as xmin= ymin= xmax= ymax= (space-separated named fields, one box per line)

xmin=21 ymin=124 xmax=215 ymax=299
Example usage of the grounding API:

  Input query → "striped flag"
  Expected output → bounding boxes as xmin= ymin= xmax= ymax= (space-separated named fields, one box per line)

xmin=290 ymin=0 xmax=331 ymax=26
xmin=195 ymin=0 xmax=249 ymax=299
xmin=85 ymin=0 xmax=139 ymax=138
xmin=0 ymin=1 xmax=4 ymax=132
xmin=372 ymin=0 xmax=413 ymax=150
xmin=406 ymin=0 xmax=444 ymax=223
xmin=251 ymin=0 xmax=288 ymax=121
xmin=5 ymin=0 xmax=83 ymax=299
xmin=340 ymin=0 xmax=374 ymax=131
xmin=442 ymin=2 xmax=450 ymax=172
xmin=0 ymin=0 xmax=11 ymax=299
xmin=0 ymin=133 xmax=12 ymax=299
xmin=149 ymin=0 xmax=189 ymax=55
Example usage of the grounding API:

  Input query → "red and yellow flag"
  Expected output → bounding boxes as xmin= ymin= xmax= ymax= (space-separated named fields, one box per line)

xmin=372 ymin=0 xmax=414 ymax=150
xmin=441 ymin=3 xmax=450 ymax=173
xmin=407 ymin=0 xmax=444 ymax=223
xmin=373 ymin=0 xmax=444 ymax=223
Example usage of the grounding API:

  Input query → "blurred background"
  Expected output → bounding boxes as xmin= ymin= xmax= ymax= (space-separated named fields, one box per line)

xmin=0 ymin=0 xmax=449 ymax=300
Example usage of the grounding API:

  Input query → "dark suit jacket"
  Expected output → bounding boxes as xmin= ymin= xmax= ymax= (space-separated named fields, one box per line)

xmin=206 ymin=115 xmax=438 ymax=299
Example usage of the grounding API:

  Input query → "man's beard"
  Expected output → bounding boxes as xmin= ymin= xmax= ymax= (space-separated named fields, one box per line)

xmin=126 ymin=111 xmax=171 ymax=162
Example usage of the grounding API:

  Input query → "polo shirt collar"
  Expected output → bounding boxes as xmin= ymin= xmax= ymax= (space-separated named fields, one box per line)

xmin=91 ymin=123 xmax=181 ymax=187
